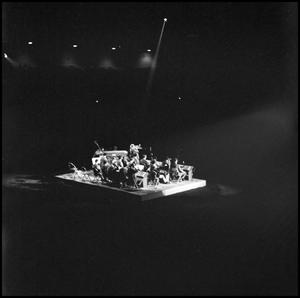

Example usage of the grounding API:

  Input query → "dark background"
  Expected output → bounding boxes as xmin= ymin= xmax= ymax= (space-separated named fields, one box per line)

xmin=2 ymin=2 xmax=298 ymax=296
xmin=3 ymin=2 xmax=297 ymax=172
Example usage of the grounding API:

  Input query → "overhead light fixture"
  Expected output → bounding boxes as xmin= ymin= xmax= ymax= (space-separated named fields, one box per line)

xmin=164 ymin=18 xmax=167 ymax=22
xmin=27 ymin=41 xmax=33 ymax=45
xmin=147 ymin=49 xmax=151 ymax=52
xmin=73 ymin=44 xmax=78 ymax=48
xmin=112 ymin=47 xmax=116 ymax=50
xmin=4 ymin=53 xmax=8 ymax=58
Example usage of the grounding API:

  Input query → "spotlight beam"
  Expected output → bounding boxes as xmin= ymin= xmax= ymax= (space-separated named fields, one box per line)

xmin=140 ymin=18 xmax=167 ymax=118
xmin=3 ymin=53 xmax=19 ymax=67
xmin=145 ymin=18 xmax=167 ymax=96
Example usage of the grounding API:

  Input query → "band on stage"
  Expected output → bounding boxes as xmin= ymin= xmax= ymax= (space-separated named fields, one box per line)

xmin=90 ymin=144 xmax=188 ymax=188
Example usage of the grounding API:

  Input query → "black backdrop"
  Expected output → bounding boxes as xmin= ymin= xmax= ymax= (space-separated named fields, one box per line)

xmin=3 ymin=2 xmax=297 ymax=172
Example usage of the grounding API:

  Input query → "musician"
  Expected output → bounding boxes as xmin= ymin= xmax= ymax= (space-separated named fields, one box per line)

xmin=108 ymin=161 xmax=120 ymax=184
xmin=116 ymin=156 xmax=124 ymax=169
xmin=148 ymin=157 xmax=160 ymax=185
xmin=102 ymin=160 xmax=112 ymax=183
xmin=111 ymin=155 xmax=119 ymax=168
xmin=110 ymin=162 xmax=121 ymax=186
xmin=150 ymin=157 xmax=159 ymax=169
xmin=92 ymin=162 xmax=104 ymax=180
xmin=119 ymin=165 xmax=128 ymax=188
xmin=159 ymin=157 xmax=171 ymax=183
xmin=127 ymin=159 xmax=139 ymax=186
xmin=131 ymin=154 xmax=140 ymax=165
xmin=162 ymin=157 xmax=171 ymax=173
xmin=129 ymin=144 xmax=142 ymax=159
xmin=171 ymin=157 xmax=186 ymax=181
xmin=149 ymin=152 xmax=154 ymax=161
xmin=139 ymin=154 xmax=150 ymax=171
xmin=99 ymin=154 xmax=108 ymax=168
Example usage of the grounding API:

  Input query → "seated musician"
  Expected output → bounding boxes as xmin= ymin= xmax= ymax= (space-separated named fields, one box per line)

xmin=92 ymin=162 xmax=104 ymax=180
xmin=148 ymin=157 xmax=160 ymax=185
xmin=127 ymin=159 xmax=139 ymax=186
xmin=111 ymin=155 xmax=123 ymax=170
xmin=149 ymin=152 xmax=154 ymax=162
xmin=116 ymin=155 xmax=124 ymax=168
xmin=120 ymin=155 xmax=130 ymax=167
xmin=102 ymin=160 xmax=112 ymax=183
xmin=107 ymin=156 xmax=118 ymax=184
xmin=111 ymin=156 xmax=126 ymax=186
xmin=159 ymin=157 xmax=171 ymax=183
xmin=118 ymin=164 xmax=128 ymax=188
xmin=162 ymin=157 xmax=171 ymax=173
xmin=132 ymin=154 xmax=140 ymax=165
xmin=171 ymin=157 xmax=186 ymax=181
xmin=139 ymin=154 xmax=150 ymax=171
xmin=99 ymin=154 xmax=108 ymax=168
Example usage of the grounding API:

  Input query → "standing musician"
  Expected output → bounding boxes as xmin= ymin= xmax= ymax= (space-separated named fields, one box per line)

xmin=129 ymin=144 xmax=142 ymax=159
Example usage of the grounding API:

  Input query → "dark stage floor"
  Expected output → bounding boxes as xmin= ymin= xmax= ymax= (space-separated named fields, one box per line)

xmin=2 ymin=103 xmax=298 ymax=296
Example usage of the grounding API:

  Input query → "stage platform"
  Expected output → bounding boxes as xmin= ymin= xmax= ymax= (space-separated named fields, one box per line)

xmin=55 ymin=172 xmax=206 ymax=201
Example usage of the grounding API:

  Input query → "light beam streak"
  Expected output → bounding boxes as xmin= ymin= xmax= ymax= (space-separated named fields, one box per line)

xmin=145 ymin=19 xmax=167 ymax=97
xmin=139 ymin=19 xmax=168 ymax=122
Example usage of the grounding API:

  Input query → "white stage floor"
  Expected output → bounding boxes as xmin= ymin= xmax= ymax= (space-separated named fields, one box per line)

xmin=55 ymin=172 xmax=206 ymax=201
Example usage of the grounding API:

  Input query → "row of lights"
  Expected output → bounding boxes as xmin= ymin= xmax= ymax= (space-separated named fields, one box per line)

xmin=14 ymin=17 xmax=168 ymax=49
xmin=111 ymin=46 xmax=151 ymax=52
xmin=73 ymin=44 xmax=152 ymax=52
xmin=4 ymin=18 xmax=168 ymax=64
xmin=16 ymin=41 xmax=152 ymax=53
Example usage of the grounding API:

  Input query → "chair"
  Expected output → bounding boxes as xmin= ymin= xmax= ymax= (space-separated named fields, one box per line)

xmin=134 ymin=171 xmax=148 ymax=188
xmin=171 ymin=168 xmax=186 ymax=183
xmin=177 ymin=170 xmax=186 ymax=182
